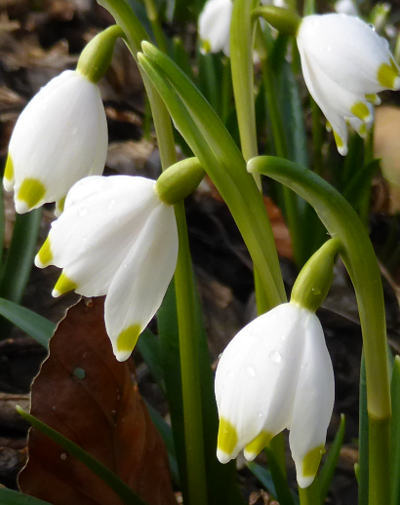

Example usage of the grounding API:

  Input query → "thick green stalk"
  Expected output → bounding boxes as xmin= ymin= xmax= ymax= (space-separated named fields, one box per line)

xmin=248 ymin=156 xmax=391 ymax=505
xmin=96 ymin=3 xmax=208 ymax=504
xmin=143 ymin=0 xmax=167 ymax=52
xmin=230 ymin=0 xmax=258 ymax=162
xmin=298 ymin=485 xmax=317 ymax=505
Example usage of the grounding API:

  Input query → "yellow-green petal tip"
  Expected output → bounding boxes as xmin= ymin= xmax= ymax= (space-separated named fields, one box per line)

xmin=52 ymin=273 xmax=77 ymax=297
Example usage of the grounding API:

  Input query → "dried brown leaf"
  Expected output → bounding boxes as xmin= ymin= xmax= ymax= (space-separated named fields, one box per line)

xmin=19 ymin=298 xmax=176 ymax=505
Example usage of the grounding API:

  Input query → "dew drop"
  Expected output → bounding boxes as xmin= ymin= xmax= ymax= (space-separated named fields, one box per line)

xmin=108 ymin=199 xmax=116 ymax=211
xmin=257 ymin=411 xmax=264 ymax=419
xmin=60 ymin=452 xmax=68 ymax=461
xmin=311 ymin=287 xmax=321 ymax=296
xmin=73 ymin=367 xmax=86 ymax=380
xmin=269 ymin=350 xmax=283 ymax=364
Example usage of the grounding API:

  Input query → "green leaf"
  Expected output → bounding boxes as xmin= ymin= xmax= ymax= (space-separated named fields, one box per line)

xmin=264 ymin=445 xmax=295 ymax=505
xmin=136 ymin=328 xmax=164 ymax=390
xmin=0 ymin=297 xmax=54 ymax=348
xmin=0 ymin=488 xmax=53 ymax=505
xmin=247 ymin=461 xmax=277 ymax=496
xmin=139 ymin=43 xmax=286 ymax=309
xmin=145 ymin=402 xmax=180 ymax=485
xmin=17 ymin=407 xmax=148 ymax=505
xmin=317 ymin=413 xmax=346 ymax=503
xmin=0 ymin=209 xmax=41 ymax=305
xmin=358 ymin=354 xmax=368 ymax=505
xmin=391 ymin=356 xmax=400 ymax=505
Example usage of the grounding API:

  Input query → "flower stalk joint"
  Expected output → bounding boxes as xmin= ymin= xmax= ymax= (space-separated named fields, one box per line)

xmin=155 ymin=157 xmax=205 ymax=205
xmin=291 ymin=237 xmax=341 ymax=312
xmin=77 ymin=25 xmax=125 ymax=83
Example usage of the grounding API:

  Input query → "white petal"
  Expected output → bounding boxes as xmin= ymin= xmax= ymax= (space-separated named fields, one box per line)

xmin=198 ymin=0 xmax=232 ymax=55
xmin=37 ymin=176 xmax=159 ymax=297
xmin=8 ymin=70 xmax=107 ymax=212
xmin=215 ymin=303 xmax=306 ymax=462
xmin=298 ymin=14 xmax=399 ymax=94
xmin=288 ymin=311 xmax=334 ymax=488
xmin=105 ymin=202 xmax=178 ymax=362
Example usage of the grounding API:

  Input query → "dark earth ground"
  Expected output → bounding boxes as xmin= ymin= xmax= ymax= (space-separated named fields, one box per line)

xmin=1 ymin=1 xmax=400 ymax=504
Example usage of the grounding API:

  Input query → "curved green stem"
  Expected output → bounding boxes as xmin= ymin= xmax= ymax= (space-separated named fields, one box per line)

xmin=95 ymin=4 xmax=208 ymax=505
xmin=249 ymin=155 xmax=391 ymax=505
xmin=143 ymin=0 xmax=168 ymax=52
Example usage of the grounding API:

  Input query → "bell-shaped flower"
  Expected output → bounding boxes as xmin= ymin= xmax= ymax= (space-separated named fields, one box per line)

xmin=215 ymin=302 xmax=334 ymax=488
xmin=4 ymin=69 xmax=107 ymax=214
xmin=35 ymin=175 xmax=178 ymax=362
xmin=198 ymin=0 xmax=233 ymax=55
xmin=296 ymin=13 xmax=400 ymax=155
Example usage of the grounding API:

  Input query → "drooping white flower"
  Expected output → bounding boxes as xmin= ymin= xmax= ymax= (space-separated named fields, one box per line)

xmin=35 ymin=175 xmax=178 ymax=362
xmin=215 ymin=302 xmax=334 ymax=488
xmin=198 ymin=0 xmax=285 ymax=56
xmin=4 ymin=69 xmax=107 ymax=214
xmin=198 ymin=0 xmax=233 ymax=55
xmin=296 ymin=13 xmax=400 ymax=155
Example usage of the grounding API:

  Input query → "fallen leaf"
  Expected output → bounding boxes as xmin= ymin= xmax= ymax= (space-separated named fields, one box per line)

xmin=19 ymin=298 xmax=176 ymax=505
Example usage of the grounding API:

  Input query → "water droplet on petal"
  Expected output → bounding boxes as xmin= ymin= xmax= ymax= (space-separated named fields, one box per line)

xmin=311 ymin=287 xmax=321 ymax=295
xmin=108 ymin=199 xmax=116 ymax=211
xmin=269 ymin=350 xmax=283 ymax=364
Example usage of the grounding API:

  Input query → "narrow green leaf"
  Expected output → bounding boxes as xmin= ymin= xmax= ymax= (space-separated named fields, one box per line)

xmin=137 ymin=329 xmax=164 ymax=390
xmin=139 ymin=44 xmax=286 ymax=309
xmin=0 ymin=488 xmax=53 ymax=505
xmin=358 ymin=354 xmax=368 ymax=505
xmin=391 ymin=356 xmax=400 ymax=505
xmin=0 ymin=297 xmax=54 ymax=348
xmin=264 ymin=446 xmax=295 ymax=505
xmin=247 ymin=461 xmax=277 ymax=496
xmin=145 ymin=402 xmax=179 ymax=485
xmin=318 ymin=414 xmax=346 ymax=504
xmin=157 ymin=282 xmax=188 ymax=503
xmin=0 ymin=209 xmax=41 ymax=304
xmin=17 ymin=407 xmax=148 ymax=505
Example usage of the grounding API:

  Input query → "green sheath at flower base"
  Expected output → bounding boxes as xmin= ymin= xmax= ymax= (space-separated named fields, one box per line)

xmin=252 ymin=6 xmax=301 ymax=35
xmin=155 ymin=157 xmax=205 ymax=205
xmin=77 ymin=25 xmax=125 ymax=83
xmin=291 ymin=238 xmax=341 ymax=312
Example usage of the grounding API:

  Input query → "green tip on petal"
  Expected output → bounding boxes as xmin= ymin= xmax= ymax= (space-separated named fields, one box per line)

xmin=201 ymin=39 xmax=211 ymax=54
xmin=55 ymin=196 xmax=66 ymax=216
xmin=217 ymin=417 xmax=238 ymax=463
xmin=16 ymin=178 xmax=46 ymax=212
xmin=365 ymin=93 xmax=380 ymax=105
xmin=3 ymin=154 xmax=14 ymax=189
xmin=116 ymin=324 xmax=142 ymax=355
xmin=52 ymin=272 xmax=78 ymax=297
xmin=36 ymin=238 xmax=53 ymax=268
xmin=351 ymin=101 xmax=371 ymax=121
xmin=244 ymin=431 xmax=273 ymax=461
xmin=333 ymin=131 xmax=347 ymax=156
xmin=377 ymin=59 xmax=400 ymax=90
xmin=301 ymin=445 xmax=325 ymax=481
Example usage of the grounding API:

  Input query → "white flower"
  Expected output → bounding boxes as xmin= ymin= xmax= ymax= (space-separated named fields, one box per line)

xmin=198 ymin=0 xmax=287 ymax=55
xmin=35 ymin=175 xmax=178 ymax=362
xmin=215 ymin=302 xmax=334 ymax=488
xmin=4 ymin=70 xmax=107 ymax=214
xmin=296 ymin=13 xmax=400 ymax=155
xmin=198 ymin=0 xmax=233 ymax=55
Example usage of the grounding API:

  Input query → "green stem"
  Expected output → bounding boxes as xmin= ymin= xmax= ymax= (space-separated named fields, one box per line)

xmin=173 ymin=203 xmax=208 ymax=505
xmin=249 ymin=156 xmax=391 ymax=505
xmin=143 ymin=0 xmax=168 ymax=52
xmin=298 ymin=485 xmax=317 ymax=505
xmin=95 ymin=4 xmax=208 ymax=505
